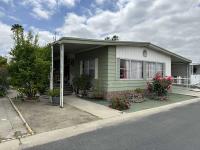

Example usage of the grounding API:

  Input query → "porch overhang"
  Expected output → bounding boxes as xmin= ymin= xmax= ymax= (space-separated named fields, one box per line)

xmin=52 ymin=37 xmax=191 ymax=64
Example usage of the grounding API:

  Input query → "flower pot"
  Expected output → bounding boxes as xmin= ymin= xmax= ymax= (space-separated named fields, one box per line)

xmin=52 ymin=96 xmax=60 ymax=106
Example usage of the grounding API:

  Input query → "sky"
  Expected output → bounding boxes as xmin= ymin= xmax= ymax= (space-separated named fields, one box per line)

xmin=0 ymin=0 xmax=200 ymax=62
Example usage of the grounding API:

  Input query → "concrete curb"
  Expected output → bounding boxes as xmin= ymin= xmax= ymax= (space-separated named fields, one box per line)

xmin=7 ymin=96 xmax=34 ymax=135
xmin=20 ymin=97 xmax=200 ymax=149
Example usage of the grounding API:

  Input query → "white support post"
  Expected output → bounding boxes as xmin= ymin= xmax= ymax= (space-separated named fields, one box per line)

xmin=50 ymin=46 xmax=54 ymax=91
xmin=60 ymin=44 xmax=64 ymax=108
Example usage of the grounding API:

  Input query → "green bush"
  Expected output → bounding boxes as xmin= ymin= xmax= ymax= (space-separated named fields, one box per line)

xmin=9 ymin=24 xmax=50 ymax=99
xmin=109 ymin=95 xmax=131 ymax=110
xmin=133 ymin=88 xmax=145 ymax=103
xmin=134 ymin=88 xmax=145 ymax=94
xmin=72 ymin=75 xmax=92 ymax=96
xmin=48 ymin=88 xmax=60 ymax=97
xmin=0 ymin=57 xmax=9 ymax=97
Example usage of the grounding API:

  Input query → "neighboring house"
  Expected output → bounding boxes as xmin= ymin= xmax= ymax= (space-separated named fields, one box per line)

xmin=51 ymin=37 xmax=191 ymax=107
xmin=190 ymin=63 xmax=200 ymax=85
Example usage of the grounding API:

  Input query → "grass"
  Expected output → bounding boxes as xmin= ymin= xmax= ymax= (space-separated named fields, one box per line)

xmin=86 ymin=93 xmax=196 ymax=113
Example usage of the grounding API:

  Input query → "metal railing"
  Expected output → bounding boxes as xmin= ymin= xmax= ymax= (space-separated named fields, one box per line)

xmin=173 ymin=77 xmax=190 ymax=88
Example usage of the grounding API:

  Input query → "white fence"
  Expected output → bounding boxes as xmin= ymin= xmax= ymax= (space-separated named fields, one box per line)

xmin=173 ymin=77 xmax=190 ymax=87
xmin=191 ymin=75 xmax=200 ymax=86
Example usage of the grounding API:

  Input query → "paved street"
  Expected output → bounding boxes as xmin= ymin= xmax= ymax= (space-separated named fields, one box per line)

xmin=25 ymin=100 xmax=200 ymax=150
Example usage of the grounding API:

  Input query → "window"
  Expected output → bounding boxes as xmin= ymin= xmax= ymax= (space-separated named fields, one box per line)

xmin=146 ymin=62 xmax=164 ymax=78
xmin=81 ymin=59 xmax=95 ymax=78
xmin=146 ymin=62 xmax=156 ymax=78
xmin=89 ymin=59 xmax=95 ymax=78
xmin=156 ymin=63 xmax=164 ymax=76
xmin=120 ymin=59 xmax=129 ymax=79
xmin=120 ymin=59 xmax=143 ymax=79
xmin=130 ymin=60 xmax=143 ymax=79
xmin=83 ymin=60 xmax=89 ymax=75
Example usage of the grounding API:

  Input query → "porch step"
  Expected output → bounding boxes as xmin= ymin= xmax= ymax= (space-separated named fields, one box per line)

xmin=64 ymin=85 xmax=73 ymax=95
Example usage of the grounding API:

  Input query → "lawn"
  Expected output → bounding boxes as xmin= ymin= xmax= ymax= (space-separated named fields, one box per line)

xmin=86 ymin=93 xmax=196 ymax=113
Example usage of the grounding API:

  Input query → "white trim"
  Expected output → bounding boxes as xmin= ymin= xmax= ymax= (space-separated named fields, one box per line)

xmin=95 ymin=58 xmax=98 ymax=79
xmin=117 ymin=58 xmax=166 ymax=81
xmin=60 ymin=44 xmax=64 ymax=108
xmin=119 ymin=58 xmax=144 ymax=80
xmin=80 ymin=60 xmax=83 ymax=75
xmin=50 ymin=46 xmax=53 ymax=90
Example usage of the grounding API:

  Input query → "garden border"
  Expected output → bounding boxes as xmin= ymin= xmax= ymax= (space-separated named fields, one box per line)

xmin=7 ymin=95 xmax=34 ymax=135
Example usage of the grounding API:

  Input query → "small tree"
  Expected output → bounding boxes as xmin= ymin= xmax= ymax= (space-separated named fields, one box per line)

xmin=9 ymin=24 xmax=50 ymax=99
xmin=104 ymin=35 xmax=119 ymax=41
xmin=0 ymin=56 xmax=9 ymax=96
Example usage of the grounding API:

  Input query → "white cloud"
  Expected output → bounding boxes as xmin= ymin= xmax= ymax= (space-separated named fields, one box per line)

xmin=0 ymin=23 xmax=54 ymax=56
xmin=56 ymin=0 xmax=200 ymax=63
xmin=30 ymin=26 xmax=54 ymax=45
xmin=56 ymin=13 xmax=98 ymax=38
xmin=32 ymin=7 xmax=52 ymax=20
xmin=21 ymin=0 xmax=78 ymax=20
xmin=0 ymin=22 xmax=13 ymax=56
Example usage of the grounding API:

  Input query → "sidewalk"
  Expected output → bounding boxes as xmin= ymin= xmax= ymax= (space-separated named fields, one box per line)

xmin=64 ymin=95 xmax=122 ymax=119
xmin=172 ymin=86 xmax=200 ymax=97
xmin=0 ymin=97 xmax=27 ymax=141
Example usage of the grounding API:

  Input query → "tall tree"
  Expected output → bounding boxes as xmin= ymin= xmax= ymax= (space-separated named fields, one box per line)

xmin=9 ymin=24 xmax=50 ymax=99
xmin=11 ymin=24 xmax=24 ymax=45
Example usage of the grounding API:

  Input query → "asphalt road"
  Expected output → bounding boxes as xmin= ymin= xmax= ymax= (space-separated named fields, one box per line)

xmin=25 ymin=101 xmax=200 ymax=150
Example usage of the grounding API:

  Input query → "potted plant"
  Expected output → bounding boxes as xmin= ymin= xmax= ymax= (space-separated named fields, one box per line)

xmin=48 ymin=88 xmax=60 ymax=106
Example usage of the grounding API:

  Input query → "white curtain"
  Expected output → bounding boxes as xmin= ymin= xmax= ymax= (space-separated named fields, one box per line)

xmin=130 ymin=61 xmax=143 ymax=79
xmin=147 ymin=62 xmax=156 ymax=78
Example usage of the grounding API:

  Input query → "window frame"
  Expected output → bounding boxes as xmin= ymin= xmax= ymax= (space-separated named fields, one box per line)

xmin=117 ymin=58 xmax=165 ymax=81
xmin=80 ymin=58 xmax=97 ymax=79
xmin=146 ymin=61 xmax=164 ymax=79
xmin=119 ymin=58 xmax=144 ymax=80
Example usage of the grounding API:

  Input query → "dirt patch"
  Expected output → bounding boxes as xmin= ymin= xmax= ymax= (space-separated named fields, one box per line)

xmin=13 ymin=96 xmax=98 ymax=133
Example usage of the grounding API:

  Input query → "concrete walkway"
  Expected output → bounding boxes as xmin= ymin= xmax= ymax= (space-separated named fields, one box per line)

xmin=64 ymin=95 xmax=122 ymax=119
xmin=172 ymin=86 xmax=200 ymax=97
xmin=0 ymin=97 xmax=27 ymax=141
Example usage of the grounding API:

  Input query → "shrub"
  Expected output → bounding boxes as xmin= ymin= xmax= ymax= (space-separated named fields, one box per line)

xmin=72 ymin=75 xmax=92 ymax=96
xmin=109 ymin=95 xmax=131 ymax=110
xmin=133 ymin=88 xmax=145 ymax=103
xmin=0 ymin=59 xmax=9 ymax=97
xmin=147 ymin=72 xmax=173 ymax=100
xmin=48 ymin=88 xmax=60 ymax=97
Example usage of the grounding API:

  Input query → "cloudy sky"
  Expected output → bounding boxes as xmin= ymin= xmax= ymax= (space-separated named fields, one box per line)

xmin=0 ymin=0 xmax=200 ymax=62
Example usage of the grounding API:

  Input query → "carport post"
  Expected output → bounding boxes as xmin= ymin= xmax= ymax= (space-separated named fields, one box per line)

xmin=60 ymin=44 xmax=64 ymax=108
xmin=50 ymin=45 xmax=53 ymax=91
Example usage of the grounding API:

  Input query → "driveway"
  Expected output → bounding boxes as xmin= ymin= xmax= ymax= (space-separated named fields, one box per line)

xmin=13 ymin=95 xmax=98 ymax=133
xmin=0 ymin=97 xmax=27 ymax=141
xmin=26 ymin=99 xmax=200 ymax=150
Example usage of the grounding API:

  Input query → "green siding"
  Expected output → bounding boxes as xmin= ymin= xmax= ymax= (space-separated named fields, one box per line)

xmin=74 ymin=46 xmax=148 ymax=94
xmin=74 ymin=46 xmax=108 ymax=94
xmin=107 ymin=46 xmax=147 ymax=92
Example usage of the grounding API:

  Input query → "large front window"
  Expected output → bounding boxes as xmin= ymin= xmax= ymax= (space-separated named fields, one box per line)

xmin=119 ymin=59 xmax=164 ymax=80
xmin=120 ymin=59 xmax=143 ymax=79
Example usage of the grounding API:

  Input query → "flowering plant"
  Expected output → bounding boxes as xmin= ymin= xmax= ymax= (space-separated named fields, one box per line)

xmin=109 ymin=95 xmax=131 ymax=110
xmin=147 ymin=72 xmax=173 ymax=99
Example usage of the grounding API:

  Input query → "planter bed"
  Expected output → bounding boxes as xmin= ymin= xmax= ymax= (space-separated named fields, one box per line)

xmin=84 ymin=93 xmax=196 ymax=113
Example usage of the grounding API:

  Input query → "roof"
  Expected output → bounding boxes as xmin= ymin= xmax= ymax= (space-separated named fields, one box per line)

xmin=53 ymin=37 xmax=192 ymax=63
